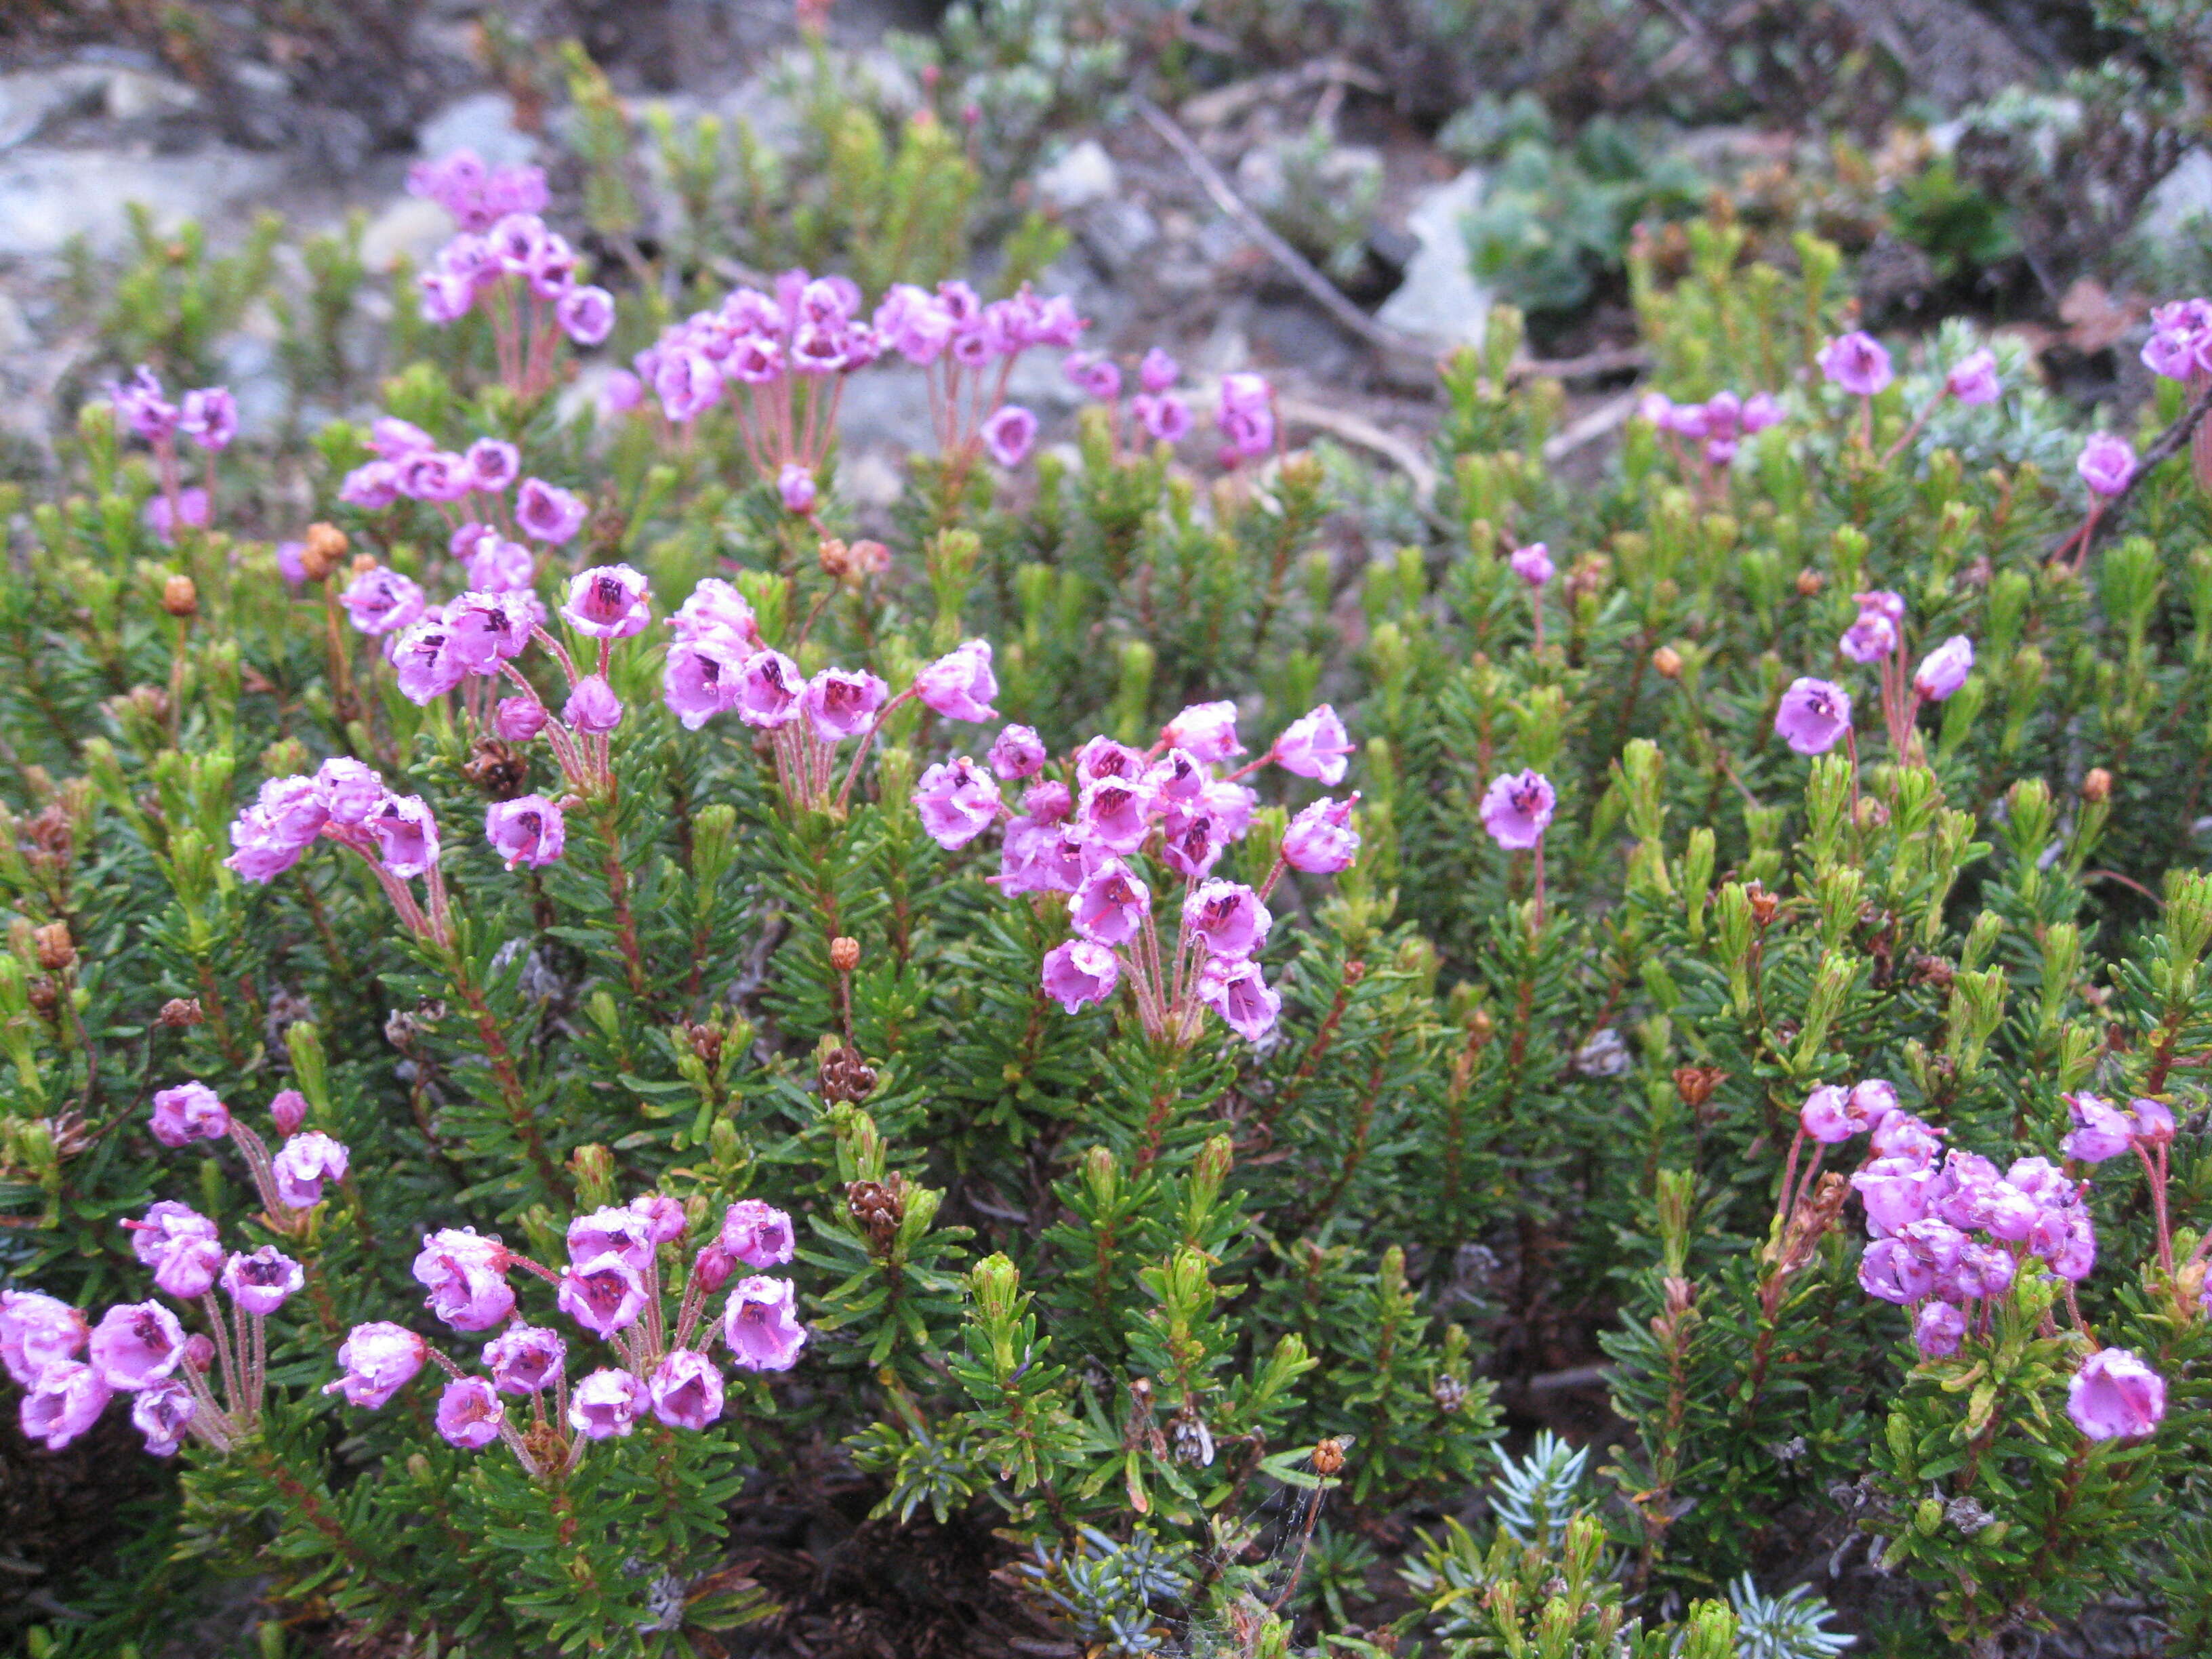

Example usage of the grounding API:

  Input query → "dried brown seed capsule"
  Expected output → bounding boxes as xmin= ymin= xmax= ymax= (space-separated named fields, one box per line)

xmin=1311 ymin=1438 xmax=1346 ymax=1476
xmin=161 ymin=575 xmax=199 ymax=618
xmin=300 ymin=523 xmax=349 ymax=582
xmin=1795 ymin=569 xmax=1825 ymax=597
xmin=830 ymin=937 xmax=861 ymax=974
xmin=819 ymin=1044 xmax=877 ymax=1103
xmin=156 ymin=997 xmax=205 ymax=1028
xmin=2082 ymin=767 xmax=2112 ymax=804
xmin=32 ymin=921 xmax=75 ymax=973
xmin=1652 ymin=644 xmax=1683 ymax=679
xmin=1672 ymin=1064 xmax=1725 ymax=1107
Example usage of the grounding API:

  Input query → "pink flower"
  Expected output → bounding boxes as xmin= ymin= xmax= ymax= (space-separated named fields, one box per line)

xmin=1071 ymin=857 xmax=1151 ymax=946
xmin=464 ymin=438 xmax=520 ymax=494
xmin=270 ymin=1090 xmax=308 ymax=1136
xmin=1183 ymin=880 xmax=1271 ymax=960
xmin=558 ymin=1253 xmax=649 ymax=1336
xmin=722 ymin=1275 xmax=807 ymax=1372
xmin=436 ymin=1375 xmax=506 ymax=1449
xmin=559 ymin=284 xmax=616 ymax=345
xmin=1283 ymin=795 xmax=1360 ymax=874
xmin=721 ymin=1200 xmax=796 ymax=1268
xmin=914 ymin=758 xmax=1002 ymax=848
xmin=221 ymin=1246 xmax=304 ymax=1316
xmin=398 ymin=450 xmax=473 ymax=502
xmin=1139 ymin=347 xmax=1179 ymax=394
xmin=983 ymin=405 xmax=1038 ymax=467
xmin=89 ymin=1301 xmax=188 ymax=1390
xmin=132 ymin=1382 xmax=197 ymax=1456
xmin=602 ymin=369 xmax=642 ymax=415
xmin=1945 ymin=349 xmax=2000 ymax=405
xmin=339 ymin=460 xmax=401 ymax=509
xmin=110 ymin=365 xmax=178 ymax=441
xmin=1162 ymin=700 xmax=1244 ymax=764
xmin=325 ymin=1322 xmax=428 ymax=1409
xmin=445 ymin=592 xmax=539 ymax=672
xmin=648 ymin=1349 xmax=725 ymax=1429
xmin=390 ymin=621 xmax=466 ymax=705
xmin=495 ymin=696 xmax=549 ymax=742
xmin=916 ymin=640 xmax=1000 ymax=722
xmin=1838 ymin=608 xmax=1896 ymax=665
xmin=314 ymin=756 xmax=385 ymax=825
xmin=484 ymin=1324 xmax=566 ymax=1394
xmin=20 ymin=1361 xmax=112 ymax=1450
xmin=565 ymin=674 xmax=623 ymax=735
xmin=567 ymin=1205 xmax=658 ymax=1270
xmin=1853 ymin=1156 xmax=1936 ymax=1235
xmin=150 ymin=1081 xmax=229 ymax=1149
xmin=1858 ymin=1236 xmax=1933 ymax=1303
xmin=1023 ymin=779 xmax=1073 ymax=823
xmin=485 ymin=795 xmax=567 ymax=870
xmin=1134 ymin=393 xmax=1192 ymax=443
xmin=1078 ymin=777 xmax=1155 ymax=853
xmin=224 ymin=806 xmax=306 ymax=883
xmin=1913 ymin=1302 xmax=1966 ymax=1358
xmin=2068 ymin=1348 xmax=2165 ymax=1441
xmin=1817 ymin=330 xmax=1893 ymax=396
xmin=996 ymin=819 xmax=1089 ymax=895
xmin=180 ymin=386 xmax=239 ymax=451
xmin=517 ymin=478 xmax=588 ymax=544
xmin=1774 ymin=678 xmax=1851 ymax=755
xmin=778 ymin=464 xmax=819 ymax=515
xmin=1799 ymin=1085 xmax=1856 ymax=1143
xmin=2033 ymin=1202 xmax=2097 ymax=1281
xmin=412 ymin=1228 xmax=516 ymax=1332
xmin=629 ymin=1193 xmax=687 ymax=1246
xmin=2061 ymin=1091 xmax=2133 ymax=1162
xmin=562 ymin=564 xmax=652 ymax=639
xmin=340 ymin=567 xmax=426 ymax=636
xmin=367 ymin=794 xmax=440 ymax=878
xmin=1042 ymin=939 xmax=1120 ymax=1012
xmin=989 ymin=724 xmax=1048 ymax=779
xmin=1064 ymin=352 xmax=1123 ymax=400
xmin=655 ymin=350 xmax=724 ymax=420
xmin=1509 ymin=544 xmax=1554 ymax=588
xmin=123 ymin=1200 xmax=219 ymax=1271
xmin=1912 ymin=635 xmax=1973 ymax=701
xmin=567 ymin=1367 xmax=648 ymax=1439
xmin=2077 ymin=433 xmax=2135 ymax=499
xmin=732 ymin=649 xmax=804 ymax=728
xmin=1216 ymin=372 xmax=1275 ymax=461
xmin=1197 ymin=956 xmax=1281 ymax=1043
xmin=2128 ymin=1097 xmax=2175 ymax=1145
xmin=663 ymin=634 xmax=748 ymax=730
xmin=271 ymin=1132 xmax=349 ymax=1209
xmin=157 ymin=1235 xmax=226 ymax=1300
xmin=1273 ymin=705 xmax=1353 ymax=785
xmin=1871 ymin=1109 xmax=1941 ymax=1165
xmin=1 ymin=1290 xmax=87 ymax=1387
xmin=1479 ymin=769 xmax=1555 ymax=850
xmin=1075 ymin=736 xmax=1144 ymax=784
xmin=802 ymin=667 xmax=889 ymax=742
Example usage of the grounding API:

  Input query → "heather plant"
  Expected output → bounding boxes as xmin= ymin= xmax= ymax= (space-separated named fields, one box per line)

xmin=5 ymin=121 xmax=2212 ymax=1659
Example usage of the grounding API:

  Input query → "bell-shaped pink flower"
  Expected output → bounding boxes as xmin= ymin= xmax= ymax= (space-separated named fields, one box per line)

xmin=325 ymin=1322 xmax=428 ymax=1409
xmin=1197 ymin=957 xmax=1281 ymax=1044
xmin=391 ymin=621 xmax=466 ymax=705
xmin=1042 ymin=939 xmax=1120 ymax=1012
xmin=722 ymin=1275 xmax=807 ymax=1372
xmin=1912 ymin=636 xmax=1973 ymax=702
xmin=1282 ymin=795 xmax=1359 ymax=874
xmin=255 ymin=775 xmax=330 ymax=844
xmin=1070 ymin=857 xmax=1151 ymax=947
xmin=568 ymin=1366 xmax=649 ymax=1439
xmin=1162 ymin=700 xmax=1243 ymax=765
xmin=558 ymin=1253 xmax=649 ymax=1337
xmin=648 ymin=1349 xmax=725 ymax=1429
xmin=517 ymin=478 xmax=588 ymax=544
xmin=1272 ymin=705 xmax=1352 ymax=785
xmin=20 ymin=1360 xmax=111 ymax=1450
xmin=1023 ymin=779 xmax=1073 ymax=823
xmin=1 ymin=1289 xmax=87 ymax=1387
xmin=132 ymin=1381 xmax=197 ymax=1456
xmin=562 ymin=564 xmax=653 ymax=639
xmin=996 ymin=819 xmax=1088 ymax=895
xmin=368 ymin=794 xmax=441 ymax=878
xmin=436 ymin=1375 xmax=507 ymax=1449
xmin=721 ymin=1200 xmax=796 ymax=1268
xmin=156 ymin=1235 xmax=226 ymax=1301
xmin=663 ymin=634 xmax=747 ymax=730
xmin=465 ymin=437 xmax=521 ymax=493
xmin=445 ymin=591 xmax=539 ymax=672
xmin=222 ymin=1246 xmax=304 ymax=1316
xmin=1775 ymin=678 xmax=1851 ymax=755
xmin=982 ymin=403 xmax=1038 ymax=468
xmin=1852 ymin=1157 xmax=1936 ymax=1235
xmin=314 ymin=756 xmax=386 ymax=825
xmin=914 ymin=758 xmax=1002 ymax=850
xmin=735 ymin=649 xmax=805 ymax=728
xmin=123 ymin=1200 xmax=218 ymax=1271
xmin=988 ymin=724 xmax=1048 ymax=780
xmin=777 ymin=464 xmax=819 ymax=514
xmin=1870 ymin=1107 xmax=1940 ymax=1164
xmin=1183 ymin=881 xmax=1271 ymax=960
xmin=628 ymin=1192 xmax=687 ymax=1246
xmin=1857 ymin=1236 xmax=1933 ymax=1303
xmin=1509 ymin=543 xmax=1554 ymax=588
xmin=915 ymin=640 xmax=999 ymax=722
xmin=2068 ymin=1348 xmax=2165 ymax=1441
xmin=1479 ymin=769 xmax=1555 ymax=851
xmin=2127 ymin=1097 xmax=2175 ymax=1145
xmin=269 ymin=1089 xmax=309 ymax=1136
xmin=1078 ymin=777 xmax=1155 ymax=853
xmin=495 ymin=695 xmax=550 ymax=742
xmin=802 ymin=667 xmax=888 ymax=742
xmin=340 ymin=567 xmax=426 ymax=636
xmin=412 ymin=1228 xmax=516 ymax=1332
xmin=150 ymin=1081 xmax=230 ymax=1149
xmin=565 ymin=674 xmax=623 ymax=734
xmin=1799 ymin=1085 xmax=1856 ymax=1143
xmin=1945 ymin=349 xmax=2000 ymax=405
xmin=1817 ymin=330 xmax=1893 ymax=396
xmin=485 ymin=795 xmax=567 ymax=870
xmin=567 ymin=1206 xmax=658 ymax=1271
xmin=1913 ymin=1302 xmax=1966 ymax=1359
xmin=1139 ymin=347 xmax=1179 ymax=394
xmin=559 ymin=285 xmax=615 ymax=345
xmin=271 ymin=1131 xmax=350 ymax=1209
xmin=2076 ymin=433 xmax=2135 ymax=499
xmin=669 ymin=579 xmax=761 ymax=649
xmin=89 ymin=1300 xmax=188 ymax=1391
xmin=1076 ymin=736 xmax=1145 ymax=784
xmin=2062 ymin=1091 xmax=2134 ymax=1163
xmin=484 ymin=1324 xmax=567 ymax=1394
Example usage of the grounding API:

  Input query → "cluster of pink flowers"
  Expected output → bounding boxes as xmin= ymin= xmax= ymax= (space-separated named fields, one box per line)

xmin=1214 ymin=372 xmax=1276 ymax=468
xmin=1639 ymin=388 xmax=1782 ymax=468
xmin=329 ymin=1194 xmax=804 ymax=1476
xmin=1774 ymin=588 xmax=1971 ymax=760
xmin=407 ymin=151 xmax=613 ymax=396
xmin=1797 ymin=1080 xmax=2170 ymax=1441
xmin=2140 ymin=297 xmax=2212 ymax=384
xmin=3 ymin=1087 xmax=345 ymax=1455
xmin=110 ymin=365 xmax=239 ymax=543
xmin=1065 ymin=345 xmax=1196 ymax=453
xmin=225 ymin=754 xmax=447 ymax=919
xmin=337 ymin=415 xmax=586 ymax=567
xmin=907 ymin=697 xmax=1357 ymax=1045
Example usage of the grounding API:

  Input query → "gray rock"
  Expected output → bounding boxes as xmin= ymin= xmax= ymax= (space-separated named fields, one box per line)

xmin=1079 ymin=197 xmax=1159 ymax=275
xmin=0 ymin=293 xmax=33 ymax=355
xmin=834 ymin=363 xmax=938 ymax=457
xmin=104 ymin=67 xmax=201 ymax=123
xmin=215 ymin=321 xmax=287 ymax=441
xmin=1036 ymin=139 xmax=1118 ymax=213
xmin=0 ymin=67 xmax=110 ymax=151
xmin=0 ymin=146 xmax=285 ymax=258
xmin=2139 ymin=148 xmax=2212 ymax=245
xmin=360 ymin=194 xmax=454 ymax=273
xmin=416 ymin=92 xmax=539 ymax=169
xmin=1374 ymin=167 xmax=1492 ymax=350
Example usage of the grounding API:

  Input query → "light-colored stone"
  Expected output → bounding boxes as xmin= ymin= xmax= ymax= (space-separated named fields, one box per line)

xmin=359 ymin=194 xmax=454 ymax=272
xmin=1035 ymin=140 xmax=1117 ymax=213
xmin=416 ymin=93 xmax=539 ymax=169
xmin=2139 ymin=148 xmax=2212 ymax=245
xmin=0 ymin=67 xmax=109 ymax=151
xmin=1079 ymin=198 xmax=1158 ymax=274
xmin=0 ymin=146 xmax=285 ymax=258
xmin=104 ymin=67 xmax=201 ymax=122
xmin=836 ymin=449 xmax=906 ymax=512
xmin=0 ymin=293 xmax=33 ymax=354
xmin=1375 ymin=167 xmax=1492 ymax=350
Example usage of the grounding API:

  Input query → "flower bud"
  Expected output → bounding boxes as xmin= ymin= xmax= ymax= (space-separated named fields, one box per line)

xmin=156 ymin=997 xmax=205 ymax=1028
xmin=817 ymin=537 xmax=851 ymax=579
xmin=1651 ymin=644 xmax=1683 ymax=679
xmin=32 ymin=921 xmax=75 ymax=973
xmin=161 ymin=575 xmax=199 ymax=618
xmin=830 ymin=937 xmax=860 ymax=974
xmin=1795 ymin=569 xmax=1825 ymax=598
xmin=269 ymin=1088 xmax=308 ymax=1136
xmin=1311 ymin=1437 xmax=1346 ymax=1476
xmin=2082 ymin=767 xmax=2112 ymax=804
xmin=300 ymin=523 xmax=349 ymax=582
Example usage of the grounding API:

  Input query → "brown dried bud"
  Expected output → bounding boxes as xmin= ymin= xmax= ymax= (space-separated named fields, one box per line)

xmin=32 ymin=921 xmax=75 ymax=973
xmin=1746 ymin=882 xmax=1780 ymax=928
xmin=349 ymin=552 xmax=380 ymax=579
xmin=1795 ymin=568 xmax=1825 ymax=598
xmin=460 ymin=738 xmax=529 ymax=800
xmin=819 ymin=1044 xmax=878 ymax=1103
xmin=161 ymin=575 xmax=199 ymax=618
xmin=1431 ymin=1374 xmax=1468 ymax=1413
xmin=2082 ymin=767 xmax=2112 ymax=804
xmin=1652 ymin=644 xmax=1683 ymax=679
xmin=26 ymin=979 xmax=58 ymax=1017
xmin=300 ymin=522 xmax=349 ymax=582
xmin=1672 ymin=1064 xmax=1725 ymax=1107
xmin=847 ymin=539 xmax=890 ymax=578
xmin=1311 ymin=1437 xmax=1346 ymax=1476
xmin=1343 ymin=959 xmax=1367 ymax=986
xmin=830 ymin=936 xmax=861 ymax=975
xmin=156 ymin=996 xmax=205 ymax=1029
xmin=817 ymin=537 xmax=852 ymax=579
xmin=681 ymin=1021 xmax=724 ymax=1068
xmin=846 ymin=1176 xmax=905 ymax=1252
xmin=1909 ymin=954 xmax=1955 ymax=989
